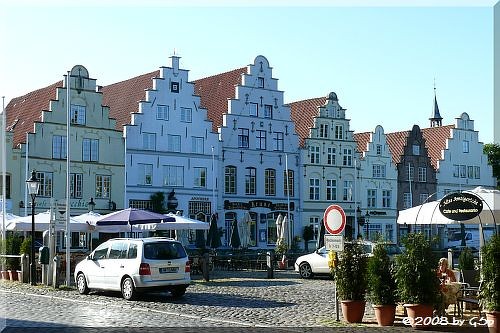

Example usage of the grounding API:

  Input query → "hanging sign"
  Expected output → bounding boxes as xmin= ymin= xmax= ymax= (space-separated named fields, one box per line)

xmin=439 ymin=192 xmax=483 ymax=221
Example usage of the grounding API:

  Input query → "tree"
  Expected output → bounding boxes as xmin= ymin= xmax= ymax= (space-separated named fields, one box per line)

xmin=484 ymin=143 xmax=500 ymax=189
xmin=150 ymin=192 xmax=165 ymax=213
xmin=302 ymin=225 xmax=314 ymax=252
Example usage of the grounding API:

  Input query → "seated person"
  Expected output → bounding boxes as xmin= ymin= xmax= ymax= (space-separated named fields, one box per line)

xmin=437 ymin=258 xmax=457 ymax=283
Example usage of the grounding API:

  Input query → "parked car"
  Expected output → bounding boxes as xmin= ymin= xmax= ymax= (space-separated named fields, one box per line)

xmin=294 ymin=241 xmax=401 ymax=279
xmin=74 ymin=237 xmax=191 ymax=300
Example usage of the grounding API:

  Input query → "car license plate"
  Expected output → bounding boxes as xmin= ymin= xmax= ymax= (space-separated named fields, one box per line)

xmin=159 ymin=267 xmax=178 ymax=274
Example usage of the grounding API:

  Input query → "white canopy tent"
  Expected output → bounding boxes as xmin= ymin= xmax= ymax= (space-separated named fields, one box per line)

xmin=6 ymin=210 xmax=90 ymax=232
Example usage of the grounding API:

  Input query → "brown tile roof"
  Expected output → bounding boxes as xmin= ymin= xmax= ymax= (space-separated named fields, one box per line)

xmin=5 ymin=81 xmax=62 ymax=147
xmin=353 ymin=132 xmax=371 ymax=155
xmin=101 ymin=70 xmax=159 ymax=130
xmin=422 ymin=125 xmax=454 ymax=169
xmin=287 ymin=96 xmax=327 ymax=147
xmin=193 ymin=67 xmax=247 ymax=132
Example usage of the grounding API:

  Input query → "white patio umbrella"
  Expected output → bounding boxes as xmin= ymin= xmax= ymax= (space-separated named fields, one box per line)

xmin=275 ymin=214 xmax=283 ymax=245
xmin=238 ymin=212 xmax=252 ymax=248
xmin=280 ymin=215 xmax=289 ymax=248
xmin=73 ymin=211 xmax=102 ymax=250
xmin=175 ymin=229 xmax=189 ymax=246
xmin=6 ymin=210 xmax=90 ymax=232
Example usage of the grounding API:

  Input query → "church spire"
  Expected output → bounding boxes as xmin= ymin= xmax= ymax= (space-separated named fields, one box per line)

xmin=430 ymin=79 xmax=442 ymax=127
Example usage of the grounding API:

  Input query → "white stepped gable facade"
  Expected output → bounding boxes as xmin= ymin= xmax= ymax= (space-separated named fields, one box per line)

xmin=219 ymin=55 xmax=300 ymax=248
xmin=125 ymin=56 xmax=220 ymax=224
xmin=299 ymin=93 xmax=359 ymax=242
xmin=357 ymin=125 xmax=398 ymax=242
xmin=435 ymin=112 xmax=496 ymax=199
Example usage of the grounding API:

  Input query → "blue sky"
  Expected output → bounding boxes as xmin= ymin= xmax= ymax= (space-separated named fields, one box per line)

xmin=1 ymin=1 xmax=496 ymax=143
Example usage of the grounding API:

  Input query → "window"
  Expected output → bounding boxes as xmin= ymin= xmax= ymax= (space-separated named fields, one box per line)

xmin=157 ymin=105 xmax=169 ymax=120
xmin=406 ymin=165 xmax=414 ymax=181
xmin=474 ymin=166 xmax=480 ymax=179
xmin=163 ymin=165 xmax=183 ymax=186
xmin=319 ymin=124 xmax=329 ymax=138
xmin=412 ymin=144 xmax=420 ymax=155
xmin=343 ymin=148 xmax=352 ymax=166
xmin=367 ymin=189 xmax=376 ymax=208
xmin=463 ymin=140 xmax=469 ymax=153
xmin=453 ymin=164 xmax=459 ymax=177
xmin=70 ymin=173 xmax=83 ymax=198
xmin=284 ymin=170 xmax=294 ymax=197
xmin=376 ymin=144 xmax=382 ymax=155
xmin=419 ymin=193 xmax=429 ymax=204
xmin=265 ymin=168 xmax=276 ymax=196
xmin=181 ymin=107 xmax=192 ymax=123
xmin=139 ymin=164 xmax=153 ymax=185
xmin=309 ymin=217 xmax=320 ymax=241
xmin=273 ymin=132 xmax=284 ymax=151
xmin=334 ymin=125 xmax=343 ymax=140
xmin=192 ymin=137 xmax=204 ymax=154
xmin=36 ymin=172 xmax=53 ymax=197
xmin=418 ymin=167 xmax=427 ymax=182
xmin=309 ymin=145 xmax=320 ymax=164
xmin=167 ymin=135 xmax=181 ymax=152
xmin=0 ymin=175 xmax=11 ymax=199
xmin=372 ymin=164 xmax=386 ymax=178
xmin=225 ymin=166 xmax=237 ymax=194
xmin=194 ymin=167 xmax=207 ymax=188
xmin=70 ymin=104 xmax=86 ymax=125
xmin=468 ymin=166 xmax=474 ymax=179
xmin=256 ymin=130 xmax=266 ymax=150
xmin=343 ymin=181 xmax=353 ymax=201
xmin=245 ymin=167 xmax=256 ymax=195
xmin=382 ymin=190 xmax=391 ymax=208
xmin=93 ymin=243 xmax=109 ymax=260
xmin=249 ymin=103 xmax=258 ymax=117
xmin=142 ymin=133 xmax=156 ymax=150
xmin=238 ymin=128 xmax=249 ymax=148
xmin=95 ymin=175 xmax=111 ymax=198
xmin=83 ymin=138 xmax=99 ymax=162
xmin=460 ymin=165 xmax=466 ymax=178
xmin=326 ymin=179 xmax=337 ymax=201
xmin=52 ymin=135 xmax=67 ymax=159
xmin=109 ymin=241 xmax=128 ymax=259
xmin=403 ymin=193 xmax=412 ymax=209
xmin=309 ymin=178 xmax=320 ymax=200
xmin=171 ymin=81 xmax=179 ymax=93
xmin=258 ymin=77 xmax=264 ymax=88
xmin=264 ymin=105 xmax=273 ymax=119
xmin=327 ymin=147 xmax=336 ymax=165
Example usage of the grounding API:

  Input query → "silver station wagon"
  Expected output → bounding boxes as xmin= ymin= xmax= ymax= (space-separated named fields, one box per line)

xmin=74 ymin=237 xmax=191 ymax=300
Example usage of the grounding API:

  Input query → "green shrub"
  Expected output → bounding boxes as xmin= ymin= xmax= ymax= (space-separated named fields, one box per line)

xmin=5 ymin=235 xmax=22 ymax=270
xmin=367 ymin=242 xmax=398 ymax=305
xmin=458 ymin=247 xmax=475 ymax=270
xmin=479 ymin=234 xmax=500 ymax=312
xmin=20 ymin=236 xmax=32 ymax=255
xmin=333 ymin=240 xmax=368 ymax=301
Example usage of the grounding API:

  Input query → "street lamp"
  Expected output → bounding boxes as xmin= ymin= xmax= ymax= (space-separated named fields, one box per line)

xmin=26 ymin=170 xmax=40 ymax=286
xmin=356 ymin=206 xmax=364 ymax=239
xmin=364 ymin=212 xmax=370 ymax=241
xmin=88 ymin=197 xmax=96 ymax=212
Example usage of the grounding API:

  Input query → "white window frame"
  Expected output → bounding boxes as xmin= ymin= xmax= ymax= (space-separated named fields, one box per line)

xmin=418 ymin=167 xmax=427 ymax=182
xmin=142 ymin=132 xmax=156 ymax=151
xmin=264 ymin=105 xmax=273 ymax=119
xmin=334 ymin=125 xmax=343 ymax=140
xmin=367 ymin=189 xmax=377 ymax=208
xmin=319 ymin=124 xmax=329 ymax=138
xmin=309 ymin=178 xmax=320 ymax=200
xmin=249 ymin=103 xmax=258 ymax=117
xmin=95 ymin=175 xmax=111 ymax=199
xmin=309 ymin=145 xmax=320 ymax=164
xmin=382 ymin=190 xmax=391 ymax=208
xmin=256 ymin=130 xmax=266 ymax=150
xmin=181 ymin=107 xmax=192 ymax=123
xmin=326 ymin=179 xmax=337 ymax=201
xmin=139 ymin=164 xmax=153 ymax=185
xmin=327 ymin=147 xmax=336 ymax=165
xmin=70 ymin=173 xmax=83 ymax=198
xmin=163 ymin=165 xmax=184 ymax=187
xmin=273 ymin=132 xmax=284 ymax=151
xmin=225 ymin=166 xmax=237 ymax=194
xmin=463 ymin=140 xmax=469 ymax=153
xmin=36 ymin=172 xmax=53 ymax=197
xmin=167 ymin=135 xmax=181 ymax=152
xmin=52 ymin=135 xmax=67 ymax=159
xmin=403 ymin=192 xmax=412 ymax=208
xmin=412 ymin=144 xmax=420 ymax=155
xmin=194 ymin=167 xmax=207 ymax=188
xmin=70 ymin=104 xmax=86 ymax=125
xmin=265 ymin=168 xmax=276 ymax=196
xmin=343 ymin=148 xmax=352 ymax=166
xmin=245 ymin=167 xmax=256 ymax=195
xmin=83 ymin=138 xmax=99 ymax=162
xmin=343 ymin=180 xmax=353 ymax=201
xmin=192 ymin=137 xmax=204 ymax=154
xmin=239 ymin=128 xmax=249 ymax=148
xmin=157 ymin=105 xmax=169 ymax=120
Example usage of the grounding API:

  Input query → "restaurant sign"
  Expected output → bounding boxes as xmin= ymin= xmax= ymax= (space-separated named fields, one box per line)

xmin=224 ymin=200 xmax=294 ymax=211
xmin=438 ymin=192 xmax=483 ymax=221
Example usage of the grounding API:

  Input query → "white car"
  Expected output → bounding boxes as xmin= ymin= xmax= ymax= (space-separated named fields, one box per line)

xmin=74 ymin=237 xmax=191 ymax=300
xmin=294 ymin=247 xmax=331 ymax=279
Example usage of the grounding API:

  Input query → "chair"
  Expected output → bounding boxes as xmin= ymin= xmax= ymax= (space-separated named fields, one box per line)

xmin=456 ymin=271 xmax=482 ymax=318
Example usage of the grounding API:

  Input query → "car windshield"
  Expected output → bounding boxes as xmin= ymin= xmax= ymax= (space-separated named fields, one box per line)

xmin=143 ymin=242 xmax=187 ymax=260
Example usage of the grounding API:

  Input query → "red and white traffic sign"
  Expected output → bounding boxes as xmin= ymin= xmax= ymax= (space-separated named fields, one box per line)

xmin=323 ymin=204 xmax=346 ymax=235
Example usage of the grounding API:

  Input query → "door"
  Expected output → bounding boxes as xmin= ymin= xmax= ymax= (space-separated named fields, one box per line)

xmin=104 ymin=240 xmax=129 ymax=290
xmin=85 ymin=242 xmax=109 ymax=288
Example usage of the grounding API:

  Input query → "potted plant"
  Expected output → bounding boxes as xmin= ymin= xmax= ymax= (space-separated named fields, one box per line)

xmin=5 ymin=235 xmax=22 ymax=281
xmin=458 ymin=246 xmax=476 ymax=271
xmin=367 ymin=242 xmax=398 ymax=326
xmin=275 ymin=242 xmax=288 ymax=269
xmin=478 ymin=234 xmax=500 ymax=333
xmin=333 ymin=240 xmax=368 ymax=323
xmin=395 ymin=232 xmax=440 ymax=329
xmin=19 ymin=236 xmax=32 ymax=283
xmin=302 ymin=225 xmax=314 ymax=252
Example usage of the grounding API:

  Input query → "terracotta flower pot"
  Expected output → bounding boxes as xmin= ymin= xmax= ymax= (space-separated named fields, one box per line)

xmin=341 ymin=300 xmax=366 ymax=323
xmin=373 ymin=304 xmax=396 ymax=326
xmin=404 ymin=303 xmax=434 ymax=329
xmin=7 ymin=270 xmax=18 ymax=281
xmin=16 ymin=270 xmax=23 ymax=283
xmin=486 ymin=311 xmax=499 ymax=333
xmin=1 ymin=270 xmax=8 ymax=280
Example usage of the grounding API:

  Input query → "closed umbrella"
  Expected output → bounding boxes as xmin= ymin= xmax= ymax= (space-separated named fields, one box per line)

xmin=229 ymin=219 xmax=241 ymax=249
xmin=206 ymin=213 xmax=222 ymax=249
xmin=280 ymin=215 xmax=288 ymax=248
xmin=239 ymin=212 xmax=252 ymax=248
xmin=276 ymin=214 xmax=283 ymax=246
xmin=317 ymin=220 xmax=326 ymax=249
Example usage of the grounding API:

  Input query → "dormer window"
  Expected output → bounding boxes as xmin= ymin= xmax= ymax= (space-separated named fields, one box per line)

xmin=258 ymin=77 xmax=264 ymax=88
xmin=412 ymin=144 xmax=420 ymax=155
xmin=71 ymin=104 xmax=86 ymax=125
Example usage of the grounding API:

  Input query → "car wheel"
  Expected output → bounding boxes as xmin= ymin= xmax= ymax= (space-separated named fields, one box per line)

xmin=76 ymin=273 xmax=89 ymax=294
xmin=299 ymin=262 xmax=314 ymax=279
xmin=121 ymin=277 xmax=136 ymax=300
xmin=170 ymin=286 xmax=187 ymax=298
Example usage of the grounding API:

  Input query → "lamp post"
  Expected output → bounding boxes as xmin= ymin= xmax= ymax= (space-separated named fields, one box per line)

xmin=356 ymin=206 xmax=364 ymax=239
xmin=364 ymin=212 xmax=370 ymax=241
xmin=26 ymin=170 xmax=40 ymax=286
xmin=88 ymin=197 xmax=96 ymax=212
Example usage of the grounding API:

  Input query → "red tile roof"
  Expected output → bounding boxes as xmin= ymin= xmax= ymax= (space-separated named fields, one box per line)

xmin=193 ymin=67 xmax=247 ymax=132
xmin=353 ymin=132 xmax=371 ymax=155
xmin=101 ymin=70 xmax=159 ymax=130
xmin=5 ymin=81 xmax=62 ymax=147
xmin=386 ymin=130 xmax=411 ymax=166
xmin=422 ymin=125 xmax=454 ymax=169
xmin=287 ymin=96 xmax=328 ymax=147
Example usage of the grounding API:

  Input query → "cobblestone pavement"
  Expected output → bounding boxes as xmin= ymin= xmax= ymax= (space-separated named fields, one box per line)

xmin=0 ymin=270 xmax=490 ymax=332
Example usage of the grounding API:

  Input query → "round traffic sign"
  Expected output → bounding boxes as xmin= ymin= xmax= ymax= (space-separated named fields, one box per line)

xmin=323 ymin=205 xmax=346 ymax=235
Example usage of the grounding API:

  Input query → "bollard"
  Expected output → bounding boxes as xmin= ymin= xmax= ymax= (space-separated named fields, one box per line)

xmin=20 ymin=254 xmax=29 ymax=283
xmin=52 ymin=255 xmax=60 ymax=288
xmin=202 ymin=252 xmax=210 ymax=282
xmin=447 ymin=248 xmax=454 ymax=269
xmin=266 ymin=251 xmax=274 ymax=279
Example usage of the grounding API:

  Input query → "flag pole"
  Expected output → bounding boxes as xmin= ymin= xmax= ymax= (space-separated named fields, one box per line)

xmin=65 ymin=71 xmax=71 ymax=287
xmin=1 ymin=96 xmax=6 ymax=241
